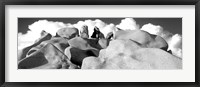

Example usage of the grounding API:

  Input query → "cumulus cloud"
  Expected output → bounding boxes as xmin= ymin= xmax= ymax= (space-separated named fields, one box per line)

xmin=141 ymin=23 xmax=164 ymax=35
xmin=28 ymin=20 xmax=68 ymax=36
xmin=168 ymin=34 xmax=182 ymax=57
xmin=100 ymin=23 xmax=116 ymax=37
xmin=18 ymin=33 xmax=35 ymax=50
xmin=116 ymin=18 xmax=139 ymax=30
xmin=18 ymin=20 xmax=68 ymax=50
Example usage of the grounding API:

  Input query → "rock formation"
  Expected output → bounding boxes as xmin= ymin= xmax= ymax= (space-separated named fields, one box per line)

xmin=80 ymin=25 xmax=89 ymax=38
xmin=56 ymin=27 xmax=79 ymax=39
xmin=91 ymin=26 xmax=105 ymax=39
xmin=82 ymin=40 xmax=182 ymax=69
xmin=18 ymin=43 xmax=78 ymax=69
xmin=26 ymin=37 xmax=69 ymax=57
xmin=18 ymin=25 xmax=181 ymax=69
xmin=65 ymin=37 xmax=100 ymax=66
xmin=114 ymin=30 xmax=168 ymax=51
xmin=18 ymin=31 xmax=52 ymax=61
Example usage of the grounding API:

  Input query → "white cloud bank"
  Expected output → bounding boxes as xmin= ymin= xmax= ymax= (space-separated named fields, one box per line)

xmin=18 ymin=18 xmax=182 ymax=58
xmin=18 ymin=20 xmax=68 ymax=50
xmin=116 ymin=18 xmax=139 ymax=30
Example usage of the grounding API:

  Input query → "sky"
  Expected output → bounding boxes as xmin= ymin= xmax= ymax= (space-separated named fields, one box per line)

xmin=18 ymin=18 xmax=182 ymax=35
xmin=18 ymin=18 xmax=182 ymax=58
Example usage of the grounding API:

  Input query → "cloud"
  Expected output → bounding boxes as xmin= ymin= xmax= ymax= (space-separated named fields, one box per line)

xmin=141 ymin=23 xmax=164 ymax=35
xmin=18 ymin=32 xmax=34 ymax=50
xmin=72 ymin=19 xmax=114 ymax=37
xmin=116 ymin=18 xmax=139 ymax=30
xmin=28 ymin=20 xmax=68 ymax=36
xmin=73 ymin=19 xmax=97 ymax=37
xmin=140 ymin=23 xmax=182 ymax=58
xmin=168 ymin=34 xmax=182 ymax=57
xmin=100 ymin=23 xmax=116 ymax=37
xmin=18 ymin=20 xmax=68 ymax=50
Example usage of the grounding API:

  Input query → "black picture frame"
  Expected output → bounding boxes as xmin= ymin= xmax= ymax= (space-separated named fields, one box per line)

xmin=0 ymin=0 xmax=200 ymax=87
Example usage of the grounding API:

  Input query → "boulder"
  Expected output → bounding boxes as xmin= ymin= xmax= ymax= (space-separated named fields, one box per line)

xmin=106 ymin=32 xmax=114 ymax=39
xmin=80 ymin=25 xmax=89 ymax=38
xmin=82 ymin=39 xmax=182 ymax=69
xmin=68 ymin=37 xmax=105 ymax=50
xmin=98 ymin=38 xmax=110 ymax=49
xmin=114 ymin=30 xmax=168 ymax=51
xmin=56 ymin=27 xmax=79 ymax=39
xmin=91 ymin=26 xmax=105 ymax=39
xmin=18 ymin=31 xmax=52 ymax=61
xmin=26 ymin=37 xmax=69 ymax=57
xmin=65 ymin=46 xmax=99 ymax=66
xmin=18 ymin=43 xmax=79 ymax=69
xmin=34 ymin=30 xmax=52 ymax=43
xmin=65 ymin=37 xmax=100 ymax=66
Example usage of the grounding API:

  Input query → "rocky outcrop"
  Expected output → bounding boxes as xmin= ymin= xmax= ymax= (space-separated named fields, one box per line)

xmin=26 ymin=37 xmax=69 ymax=57
xmin=18 ymin=43 xmax=79 ymax=69
xmin=80 ymin=25 xmax=89 ymax=38
xmin=91 ymin=26 xmax=105 ymax=39
xmin=56 ymin=27 xmax=79 ymax=39
xmin=18 ymin=31 xmax=52 ymax=61
xmin=65 ymin=37 xmax=100 ymax=66
xmin=98 ymin=38 xmax=110 ymax=49
xmin=18 ymin=26 xmax=182 ymax=69
xmin=114 ymin=30 xmax=168 ymax=51
xmin=82 ymin=40 xmax=182 ymax=69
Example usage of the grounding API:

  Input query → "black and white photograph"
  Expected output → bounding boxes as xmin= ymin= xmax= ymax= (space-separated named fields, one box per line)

xmin=17 ymin=18 xmax=182 ymax=69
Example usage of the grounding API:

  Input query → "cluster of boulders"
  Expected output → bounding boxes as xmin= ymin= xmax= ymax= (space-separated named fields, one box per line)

xmin=18 ymin=25 xmax=182 ymax=69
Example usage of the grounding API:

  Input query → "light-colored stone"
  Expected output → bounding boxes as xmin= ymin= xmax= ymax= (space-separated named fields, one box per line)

xmin=114 ymin=30 xmax=168 ymax=51
xmin=56 ymin=27 xmax=79 ymax=39
xmin=82 ymin=40 xmax=182 ymax=69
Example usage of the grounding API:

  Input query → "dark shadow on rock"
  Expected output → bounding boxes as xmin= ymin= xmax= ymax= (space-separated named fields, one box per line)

xmin=18 ymin=31 xmax=52 ymax=61
xmin=26 ymin=37 xmax=69 ymax=57
xmin=18 ymin=43 xmax=78 ymax=69
xmin=167 ymin=50 xmax=172 ymax=54
xmin=65 ymin=47 xmax=99 ymax=66
xmin=91 ymin=26 xmax=105 ymax=39
xmin=106 ymin=32 xmax=113 ymax=39
xmin=18 ymin=52 xmax=48 ymax=69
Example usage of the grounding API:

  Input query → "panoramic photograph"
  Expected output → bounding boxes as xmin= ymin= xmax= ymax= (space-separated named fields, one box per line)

xmin=17 ymin=18 xmax=182 ymax=69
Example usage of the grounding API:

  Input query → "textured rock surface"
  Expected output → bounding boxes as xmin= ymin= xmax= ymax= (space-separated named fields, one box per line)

xmin=80 ymin=25 xmax=89 ymax=38
xmin=91 ymin=26 xmax=105 ymax=39
xmin=114 ymin=30 xmax=168 ymax=51
xmin=65 ymin=46 xmax=99 ymax=66
xmin=82 ymin=40 xmax=182 ymax=69
xmin=65 ymin=37 xmax=100 ymax=66
xmin=18 ymin=43 xmax=78 ymax=69
xmin=98 ymin=38 xmax=110 ymax=49
xmin=56 ymin=27 xmax=79 ymax=39
xmin=18 ymin=31 xmax=52 ymax=61
xmin=26 ymin=37 xmax=69 ymax=57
